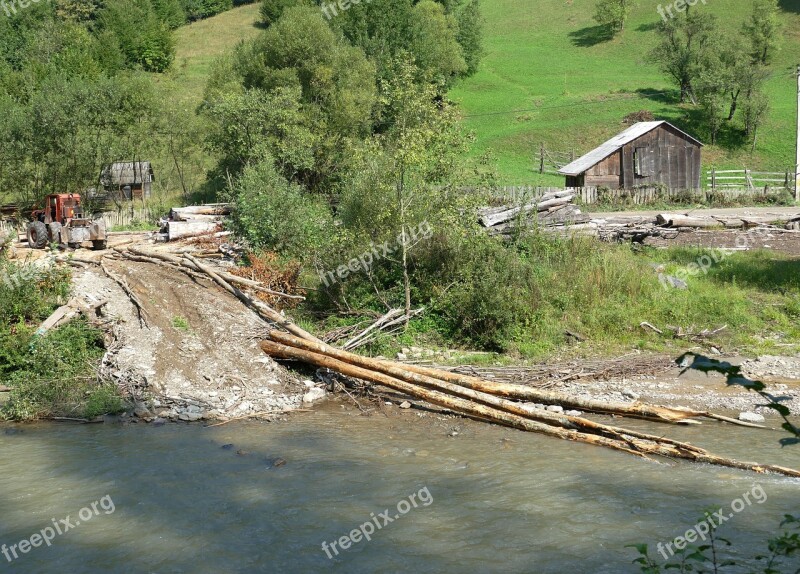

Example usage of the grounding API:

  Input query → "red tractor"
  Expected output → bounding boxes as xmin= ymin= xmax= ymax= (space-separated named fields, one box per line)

xmin=27 ymin=194 xmax=107 ymax=250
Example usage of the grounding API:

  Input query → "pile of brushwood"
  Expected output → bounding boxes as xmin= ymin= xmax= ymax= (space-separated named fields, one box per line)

xmin=260 ymin=328 xmax=800 ymax=478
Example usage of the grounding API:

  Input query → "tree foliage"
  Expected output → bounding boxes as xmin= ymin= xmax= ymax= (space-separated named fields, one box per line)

xmin=457 ymin=0 xmax=484 ymax=76
xmin=593 ymin=0 xmax=634 ymax=35
xmin=744 ymin=0 xmax=781 ymax=65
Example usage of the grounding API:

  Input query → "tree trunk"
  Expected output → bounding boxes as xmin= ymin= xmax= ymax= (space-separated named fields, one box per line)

xmin=266 ymin=330 xmax=760 ymax=427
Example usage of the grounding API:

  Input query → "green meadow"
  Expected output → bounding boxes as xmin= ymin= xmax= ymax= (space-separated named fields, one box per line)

xmin=449 ymin=0 xmax=800 ymax=184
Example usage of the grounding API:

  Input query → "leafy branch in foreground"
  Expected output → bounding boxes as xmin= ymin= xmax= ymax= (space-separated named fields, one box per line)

xmin=677 ymin=352 xmax=800 ymax=447
xmin=630 ymin=353 xmax=800 ymax=572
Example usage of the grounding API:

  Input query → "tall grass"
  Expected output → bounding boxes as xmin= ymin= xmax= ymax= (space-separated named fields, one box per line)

xmin=311 ymin=230 xmax=800 ymax=359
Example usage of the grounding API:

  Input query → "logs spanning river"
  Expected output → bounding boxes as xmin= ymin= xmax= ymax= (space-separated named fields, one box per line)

xmin=1 ymin=404 xmax=799 ymax=573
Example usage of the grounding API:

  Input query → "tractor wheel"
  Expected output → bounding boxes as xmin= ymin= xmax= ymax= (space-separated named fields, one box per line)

xmin=92 ymin=240 xmax=107 ymax=251
xmin=48 ymin=222 xmax=62 ymax=244
xmin=26 ymin=221 xmax=48 ymax=249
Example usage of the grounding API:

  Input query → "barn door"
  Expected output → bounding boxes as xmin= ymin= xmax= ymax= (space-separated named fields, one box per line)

xmin=634 ymin=147 xmax=656 ymax=178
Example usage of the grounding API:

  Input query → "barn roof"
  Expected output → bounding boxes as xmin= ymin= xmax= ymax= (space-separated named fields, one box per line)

xmin=101 ymin=162 xmax=154 ymax=185
xmin=558 ymin=121 xmax=703 ymax=176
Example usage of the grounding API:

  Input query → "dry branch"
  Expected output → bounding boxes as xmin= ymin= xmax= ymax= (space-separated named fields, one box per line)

xmin=123 ymin=247 xmax=304 ymax=300
xmin=99 ymin=259 xmax=148 ymax=327
xmin=182 ymin=254 xmax=321 ymax=343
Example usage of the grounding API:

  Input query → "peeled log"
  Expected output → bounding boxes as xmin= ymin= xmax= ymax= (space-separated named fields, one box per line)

xmin=167 ymin=220 xmax=220 ymax=241
xmin=170 ymin=205 xmax=231 ymax=219
xmin=264 ymin=331 xmax=712 ymax=451
xmin=266 ymin=330 xmax=759 ymax=426
xmin=480 ymin=195 xmax=575 ymax=227
xmin=260 ymin=339 xmax=800 ymax=477
xmin=656 ymin=214 xmax=723 ymax=229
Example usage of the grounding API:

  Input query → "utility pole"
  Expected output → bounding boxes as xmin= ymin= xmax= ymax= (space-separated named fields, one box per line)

xmin=796 ymin=64 xmax=800 ymax=201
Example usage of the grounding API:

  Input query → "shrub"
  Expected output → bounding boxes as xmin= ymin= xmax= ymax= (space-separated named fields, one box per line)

xmin=0 ymin=261 xmax=123 ymax=421
xmin=228 ymin=160 xmax=333 ymax=259
xmin=259 ymin=0 xmax=309 ymax=26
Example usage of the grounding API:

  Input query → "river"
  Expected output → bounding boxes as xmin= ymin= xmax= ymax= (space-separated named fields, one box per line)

xmin=1 ymin=404 xmax=799 ymax=573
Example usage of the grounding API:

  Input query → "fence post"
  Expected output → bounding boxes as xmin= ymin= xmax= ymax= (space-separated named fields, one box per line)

xmin=710 ymin=168 xmax=716 ymax=191
xmin=539 ymin=143 xmax=545 ymax=174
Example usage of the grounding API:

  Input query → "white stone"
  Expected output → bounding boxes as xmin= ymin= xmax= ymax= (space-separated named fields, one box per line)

xmin=738 ymin=412 xmax=765 ymax=423
xmin=302 ymin=388 xmax=326 ymax=404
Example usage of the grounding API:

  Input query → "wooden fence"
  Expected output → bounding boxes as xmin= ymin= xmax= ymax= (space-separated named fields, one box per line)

xmin=706 ymin=169 xmax=796 ymax=192
xmin=97 ymin=207 xmax=161 ymax=229
xmin=479 ymin=185 xmax=789 ymax=206
xmin=535 ymin=144 xmax=575 ymax=175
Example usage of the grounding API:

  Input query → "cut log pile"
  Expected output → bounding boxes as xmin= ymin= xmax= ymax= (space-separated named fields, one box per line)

xmin=259 ymin=329 xmax=800 ymax=478
xmin=162 ymin=204 xmax=231 ymax=241
xmin=479 ymin=195 xmax=800 ymax=243
xmin=479 ymin=191 xmax=591 ymax=236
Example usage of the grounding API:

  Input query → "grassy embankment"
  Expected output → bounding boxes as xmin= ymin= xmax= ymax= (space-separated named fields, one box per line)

xmin=0 ymin=257 xmax=123 ymax=421
xmin=296 ymin=231 xmax=800 ymax=362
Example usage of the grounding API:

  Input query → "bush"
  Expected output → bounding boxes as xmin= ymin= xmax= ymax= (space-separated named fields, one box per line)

xmin=182 ymin=0 xmax=234 ymax=21
xmin=228 ymin=160 xmax=333 ymax=259
xmin=259 ymin=0 xmax=308 ymax=26
xmin=0 ymin=261 xmax=122 ymax=421
xmin=97 ymin=0 xmax=175 ymax=72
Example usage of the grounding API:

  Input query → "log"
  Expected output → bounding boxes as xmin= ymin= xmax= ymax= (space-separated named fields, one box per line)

xmin=260 ymin=339 xmax=800 ymax=477
xmin=170 ymin=205 xmax=231 ymax=218
xmin=267 ymin=330 xmax=762 ymax=428
xmin=656 ymin=214 xmax=723 ymax=229
xmin=183 ymin=255 xmax=321 ymax=343
xmin=35 ymin=298 xmax=108 ymax=335
xmin=100 ymin=259 xmax=148 ymax=327
xmin=167 ymin=220 xmax=221 ymax=241
xmin=480 ymin=195 xmax=575 ymax=227
xmin=122 ymin=247 xmax=304 ymax=300
xmin=36 ymin=299 xmax=80 ymax=336
xmin=170 ymin=214 xmax=221 ymax=223
xmin=264 ymin=332 xmax=712 ymax=449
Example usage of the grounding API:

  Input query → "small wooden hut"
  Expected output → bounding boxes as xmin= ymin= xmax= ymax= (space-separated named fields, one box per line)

xmin=559 ymin=121 xmax=703 ymax=190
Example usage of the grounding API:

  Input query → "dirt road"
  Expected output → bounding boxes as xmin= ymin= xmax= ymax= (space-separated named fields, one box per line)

xmin=44 ymin=235 xmax=314 ymax=423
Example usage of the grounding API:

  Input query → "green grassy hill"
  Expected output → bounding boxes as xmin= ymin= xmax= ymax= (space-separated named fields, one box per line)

xmin=162 ymin=3 xmax=263 ymax=106
xmin=166 ymin=1 xmax=800 ymax=187
xmin=449 ymin=0 xmax=800 ymax=184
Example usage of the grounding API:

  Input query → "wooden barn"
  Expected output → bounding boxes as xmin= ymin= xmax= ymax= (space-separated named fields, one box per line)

xmin=101 ymin=161 xmax=155 ymax=200
xmin=558 ymin=121 xmax=703 ymax=190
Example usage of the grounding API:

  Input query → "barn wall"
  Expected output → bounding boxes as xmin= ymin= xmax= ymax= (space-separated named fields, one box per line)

xmin=620 ymin=124 xmax=701 ymax=189
xmin=584 ymin=151 xmax=622 ymax=188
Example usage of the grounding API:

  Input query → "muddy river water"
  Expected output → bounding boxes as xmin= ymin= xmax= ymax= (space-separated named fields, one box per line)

xmin=1 ymin=403 xmax=799 ymax=573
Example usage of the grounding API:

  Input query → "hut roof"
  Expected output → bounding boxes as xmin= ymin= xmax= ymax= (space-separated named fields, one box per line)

xmin=102 ymin=162 xmax=154 ymax=185
xmin=558 ymin=121 xmax=703 ymax=177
